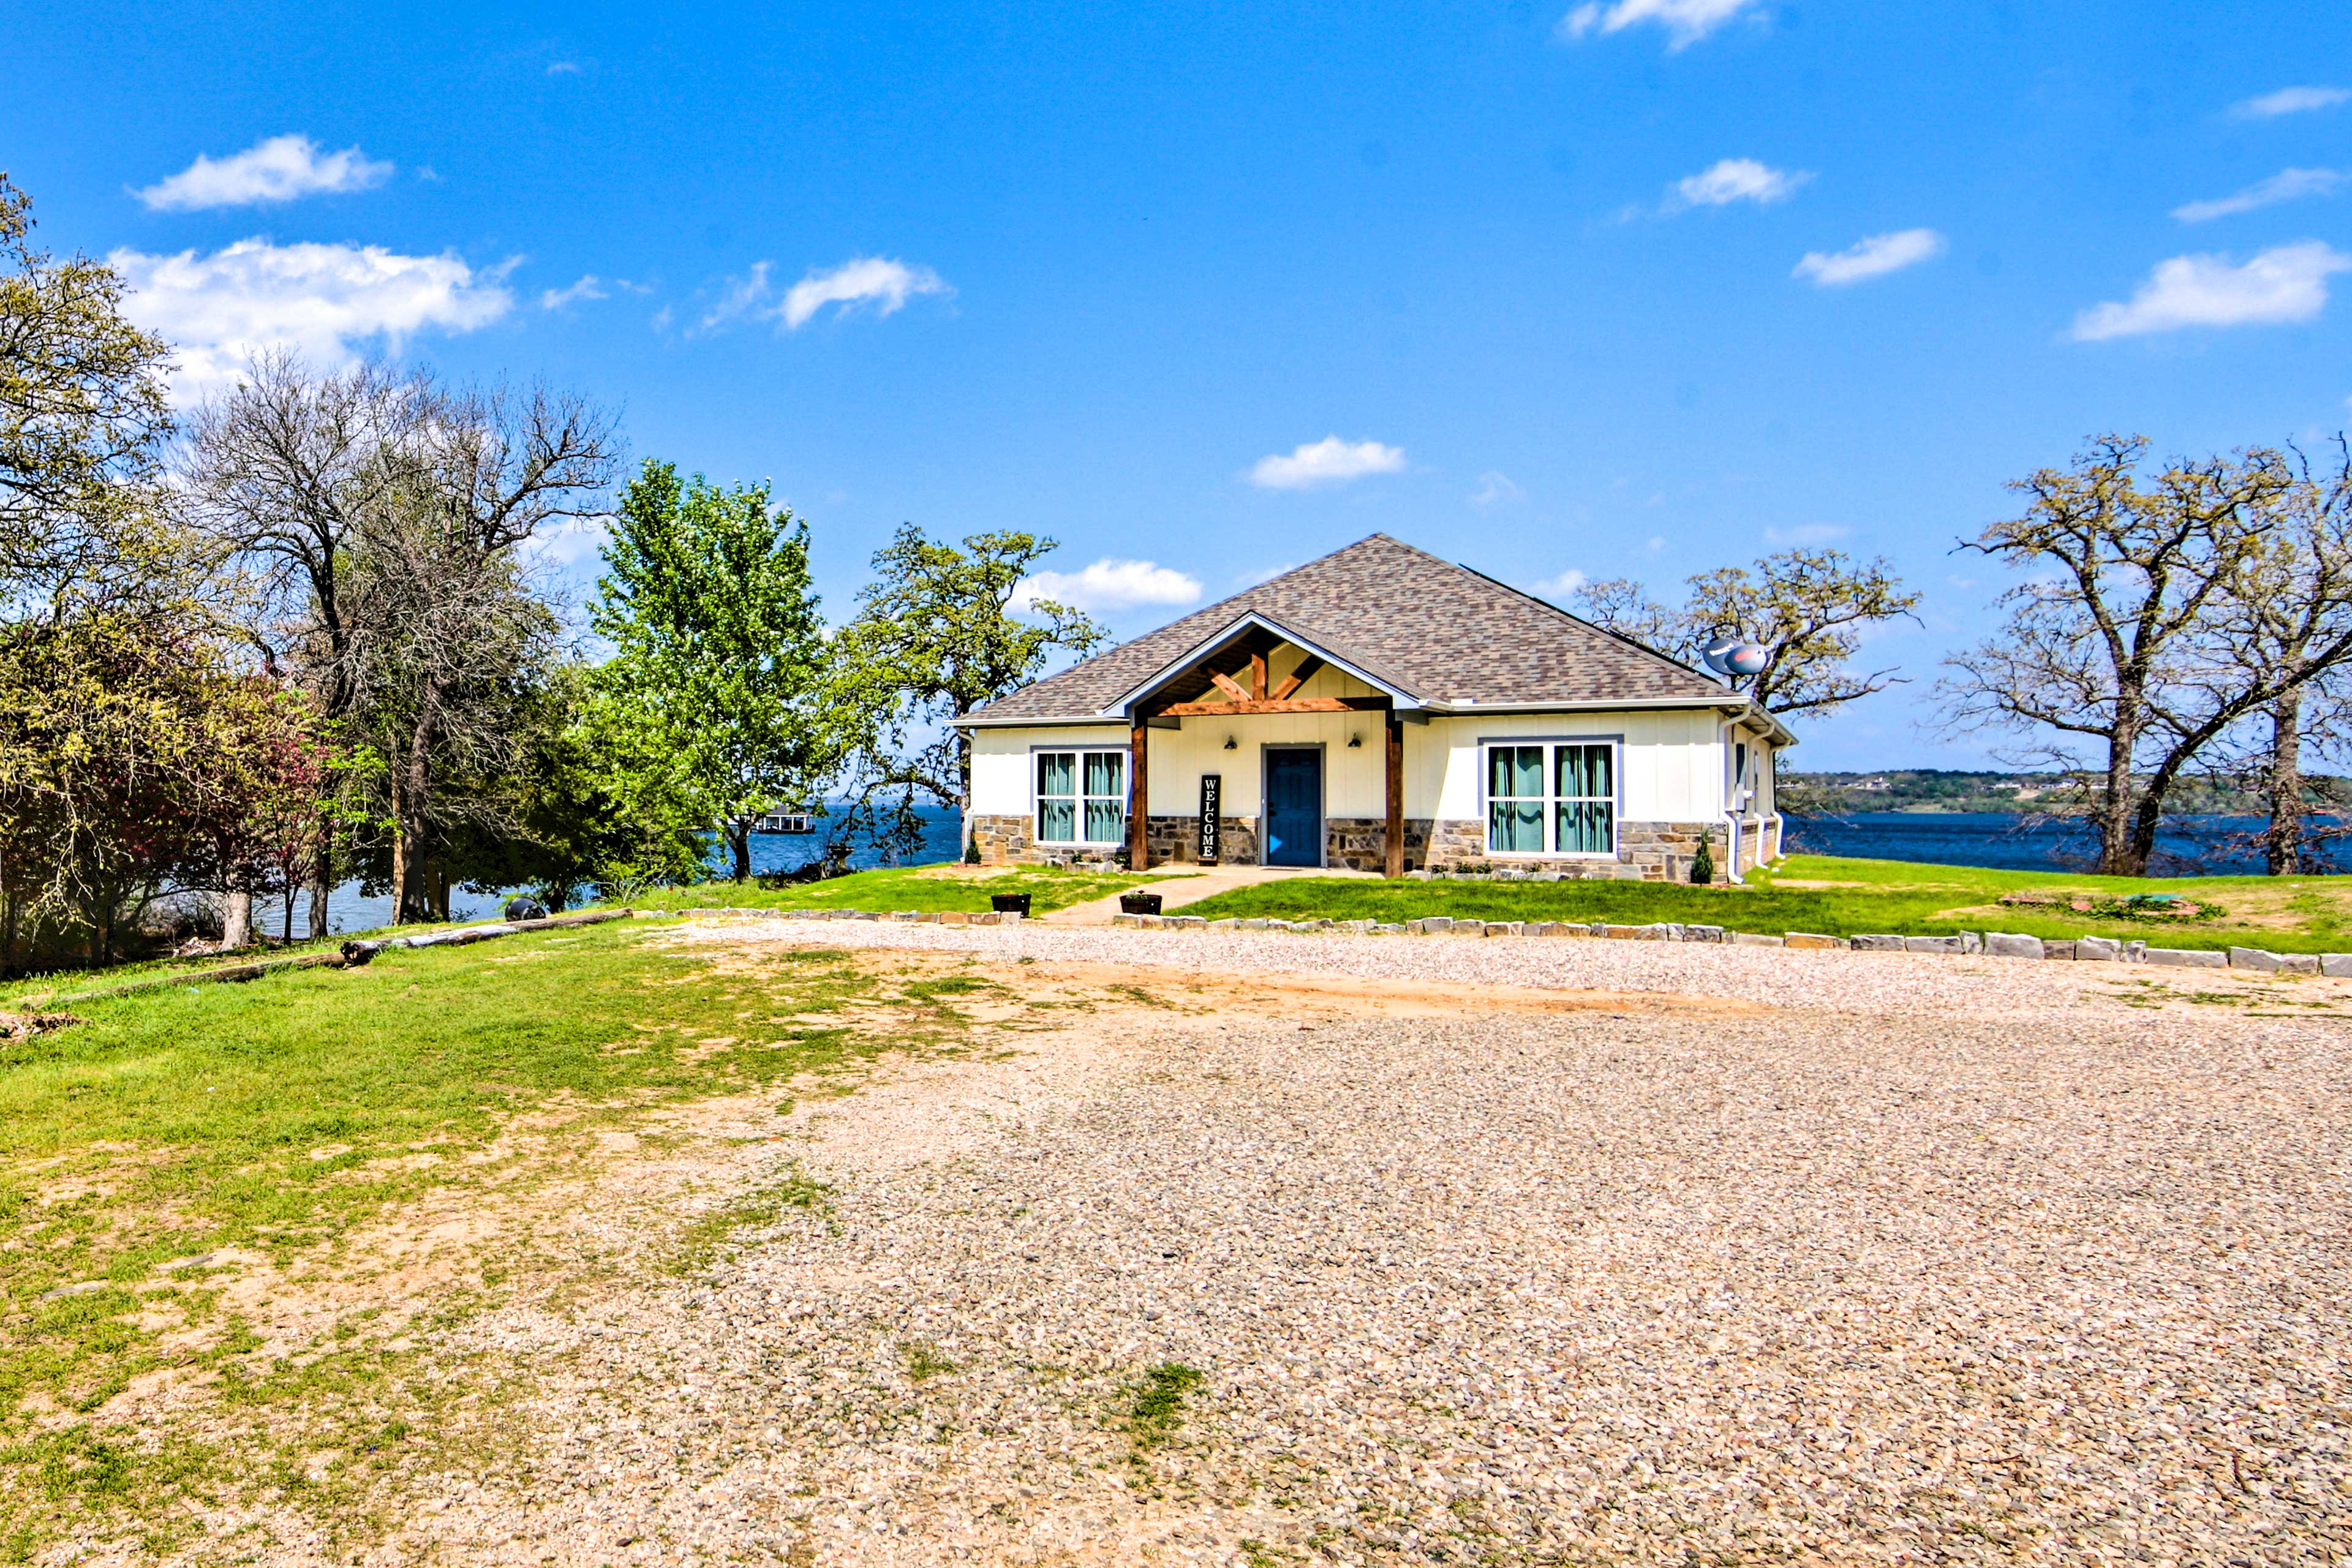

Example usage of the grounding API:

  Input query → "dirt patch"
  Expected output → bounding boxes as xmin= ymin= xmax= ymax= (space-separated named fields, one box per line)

xmin=677 ymin=937 xmax=1771 ymax=1026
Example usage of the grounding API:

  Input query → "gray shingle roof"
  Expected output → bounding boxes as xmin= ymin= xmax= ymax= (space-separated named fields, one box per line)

xmin=967 ymin=533 xmax=1733 ymax=722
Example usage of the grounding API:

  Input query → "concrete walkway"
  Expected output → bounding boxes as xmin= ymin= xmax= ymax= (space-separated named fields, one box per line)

xmin=1041 ymin=863 xmax=1384 ymax=925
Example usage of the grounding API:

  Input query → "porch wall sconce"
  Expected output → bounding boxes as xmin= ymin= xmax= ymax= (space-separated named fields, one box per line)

xmin=1223 ymin=735 xmax=1237 ymax=750
xmin=1346 ymin=733 xmax=1363 ymax=748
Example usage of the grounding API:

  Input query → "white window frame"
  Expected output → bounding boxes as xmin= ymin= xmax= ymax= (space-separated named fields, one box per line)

xmin=1478 ymin=737 xmax=1619 ymax=858
xmin=1033 ymin=746 xmax=1129 ymax=845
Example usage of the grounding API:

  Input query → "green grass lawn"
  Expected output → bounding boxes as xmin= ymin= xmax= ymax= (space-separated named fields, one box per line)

xmin=621 ymin=861 xmax=1194 ymax=916
xmin=0 ymin=916 xmax=989 ymax=1555
xmin=1179 ymin=853 xmax=2352 ymax=954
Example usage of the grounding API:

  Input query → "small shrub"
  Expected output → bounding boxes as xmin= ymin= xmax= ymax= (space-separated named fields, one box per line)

xmin=1689 ymin=841 xmax=1714 ymax=884
xmin=963 ymin=829 xmax=982 ymax=865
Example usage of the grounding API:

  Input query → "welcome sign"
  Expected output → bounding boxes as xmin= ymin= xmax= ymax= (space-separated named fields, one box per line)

xmin=1197 ymin=774 xmax=1221 ymax=865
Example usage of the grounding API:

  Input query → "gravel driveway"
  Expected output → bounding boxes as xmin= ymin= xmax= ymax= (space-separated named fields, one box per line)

xmin=396 ymin=923 xmax=2351 ymax=1566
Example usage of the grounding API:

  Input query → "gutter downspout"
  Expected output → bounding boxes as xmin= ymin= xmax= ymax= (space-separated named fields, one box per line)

xmin=1718 ymin=716 xmax=1746 ymax=886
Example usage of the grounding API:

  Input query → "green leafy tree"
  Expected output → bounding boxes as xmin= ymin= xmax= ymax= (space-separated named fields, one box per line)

xmin=0 ymin=173 xmax=175 ymax=601
xmin=837 ymin=524 xmax=1106 ymax=812
xmin=592 ymin=461 xmax=853 ymax=882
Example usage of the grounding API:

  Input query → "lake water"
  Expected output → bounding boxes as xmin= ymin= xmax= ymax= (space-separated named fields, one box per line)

xmin=314 ymin=805 xmax=969 ymax=933
xmin=295 ymin=806 xmax=2324 ymax=931
xmin=1781 ymin=812 xmax=2346 ymax=877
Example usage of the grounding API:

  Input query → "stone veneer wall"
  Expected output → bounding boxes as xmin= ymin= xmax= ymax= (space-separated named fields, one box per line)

xmin=1324 ymin=817 xmax=1433 ymax=872
xmin=969 ymin=812 xmax=1123 ymax=867
xmin=1424 ymin=818 xmax=1735 ymax=883
xmin=969 ymin=813 xmax=1030 ymax=864
xmin=1144 ymin=815 xmax=1261 ymax=867
xmin=978 ymin=810 xmax=1752 ymax=880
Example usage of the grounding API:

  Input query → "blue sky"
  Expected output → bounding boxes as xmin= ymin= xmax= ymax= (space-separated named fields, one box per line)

xmin=15 ymin=0 xmax=2352 ymax=768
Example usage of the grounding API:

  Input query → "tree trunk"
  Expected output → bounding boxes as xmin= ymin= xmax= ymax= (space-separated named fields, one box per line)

xmin=2095 ymin=719 xmax=2144 ymax=875
xmin=283 ymin=886 xmax=298 ymax=944
xmin=388 ymin=799 xmax=410 ymax=927
xmin=397 ymin=715 xmax=435 ymax=922
xmin=432 ymin=861 xmax=451 ymax=922
xmin=2264 ymin=690 xmax=2304 ymax=876
xmin=729 ymin=822 xmax=752 ymax=882
xmin=222 ymin=891 xmax=254 ymax=951
xmin=308 ymin=818 xmax=333 ymax=940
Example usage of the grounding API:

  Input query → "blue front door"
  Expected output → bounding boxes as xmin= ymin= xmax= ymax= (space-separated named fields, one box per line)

xmin=1264 ymin=749 xmax=1322 ymax=867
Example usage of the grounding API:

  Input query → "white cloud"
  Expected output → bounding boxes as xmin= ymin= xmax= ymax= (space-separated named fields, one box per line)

xmin=540 ymin=274 xmax=608 ymax=309
xmin=110 ymin=238 xmax=514 ymax=397
xmin=134 ymin=134 xmax=393 ymax=211
xmin=1669 ymin=157 xmax=1811 ymax=209
xmin=1557 ymin=0 xmax=1762 ymax=48
xmin=1764 ymin=522 xmax=1849 ymax=545
xmin=1529 ymin=568 xmax=1588 ymax=600
xmin=699 ymin=256 xmax=951 ymax=333
xmin=1793 ymin=228 xmax=1947 ymax=286
xmin=1009 ymin=558 xmax=1202 ymax=614
xmin=1248 ymin=436 xmax=1408 ymax=490
xmin=518 ymin=515 xmax=609 ymax=568
xmin=2231 ymin=85 xmax=2351 ymax=119
xmin=2070 ymin=241 xmax=2351 ymax=341
xmin=2172 ymin=167 xmax=2345 ymax=224
xmin=783 ymin=257 xmax=949 ymax=329
xmin=547 ymin=60 xmax=583 ymax=76
xmin=1471 ymin=471 xmax=1525 ymax=508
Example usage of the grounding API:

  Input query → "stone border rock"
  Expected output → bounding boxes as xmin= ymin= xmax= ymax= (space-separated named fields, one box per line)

xmin=671 ymin=905 xmax=2346 ymax=974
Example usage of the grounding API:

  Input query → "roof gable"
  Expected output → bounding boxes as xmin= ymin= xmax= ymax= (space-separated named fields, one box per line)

xmin=967 ymin=533 xmax=1733 ymax=722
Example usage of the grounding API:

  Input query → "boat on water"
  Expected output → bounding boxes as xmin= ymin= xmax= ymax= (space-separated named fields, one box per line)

xmin=754 ymin=812 xmax=815 ymax=835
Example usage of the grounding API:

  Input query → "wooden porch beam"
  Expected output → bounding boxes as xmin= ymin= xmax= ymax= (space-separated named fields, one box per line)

xmin=1205 ymin=668 xmax=1251 ymax=703
xmin=1250 ymin=652 xmax=1267 ymax=701
xmin=1268 ymin=654 xmax=1324 ymax=701
xmin=1384 ymin=710 xmax=1404 ymax=878
xmin=1129 ymin=717 xmax=1149 ymax=870
xmin=1155 ymin=695 xmax=1392 ymax=717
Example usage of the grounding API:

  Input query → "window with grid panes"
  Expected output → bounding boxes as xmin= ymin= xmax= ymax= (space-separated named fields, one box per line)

xmin=1484 ymin=741 xmax=1615 ymax=855
xmin=1035 ymin=749 xmax=1127 ymax=844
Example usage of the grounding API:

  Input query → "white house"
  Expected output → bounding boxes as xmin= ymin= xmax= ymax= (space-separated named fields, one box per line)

xmin=954 ymin=534 xmax=1791 ymax=882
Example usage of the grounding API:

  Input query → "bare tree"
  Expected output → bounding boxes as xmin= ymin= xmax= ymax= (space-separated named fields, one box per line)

xmin=1566 ymin=577 xmax=1678 ymax=649
xmin=1570 ymin=551 xmax=1919 ymax=719
xmin=340 ymin=481 xmax=559 ymax=920
xmin=2180 ymin=441 xmax=2352 ymax=873
xmin=1937 ymin=434 xmax=2300 ymax=876
xmin=183 ymin=360 xmax=617 ymax=924
xmin=180 ymin=353 xmax=422 ymax=932
xmin=1678 ymin=550 xmax=1920 ymax=718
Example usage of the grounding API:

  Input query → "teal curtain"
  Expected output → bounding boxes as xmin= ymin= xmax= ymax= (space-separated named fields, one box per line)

xmin=1487 ymin=745 xmax=1547 ymax=853
xmin=1556 ymin=743 xmax=1610 ymax=802
xmin=1555 ymin=800 xmax=1611 ymax=854
xmin=1037 ymin=752 xmax=1076 ymax=842
xmin=1551 ymin=744 xmax=1614 ymax=853
xmin=1084 ymin=752 xmax=1124 ymax=799
xmin=1038 ymin=801 xmax=1076 ymax=842
xmin=1488 ymin=745 xmax=1543 ymax=802
xmin=1490 ymin=802 xmax=1544 ymax=853
xmin=1038 ymin=752 xmax=1074 ymax=798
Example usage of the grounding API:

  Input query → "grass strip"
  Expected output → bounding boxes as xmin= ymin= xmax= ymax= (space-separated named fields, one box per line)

xmin=1178 ymin=853 xmax=2352 ymax=954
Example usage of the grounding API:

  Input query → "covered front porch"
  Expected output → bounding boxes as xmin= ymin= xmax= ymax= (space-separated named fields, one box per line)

xmin=1117 ymin=619 xmax=1415 ymax=875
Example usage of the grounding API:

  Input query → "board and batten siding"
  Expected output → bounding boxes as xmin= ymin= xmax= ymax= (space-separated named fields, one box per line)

xmin=967 ymin=723 xmax=1133 ymax=820
xmin=1428 ymin=707 xmax=1730 ymax=823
